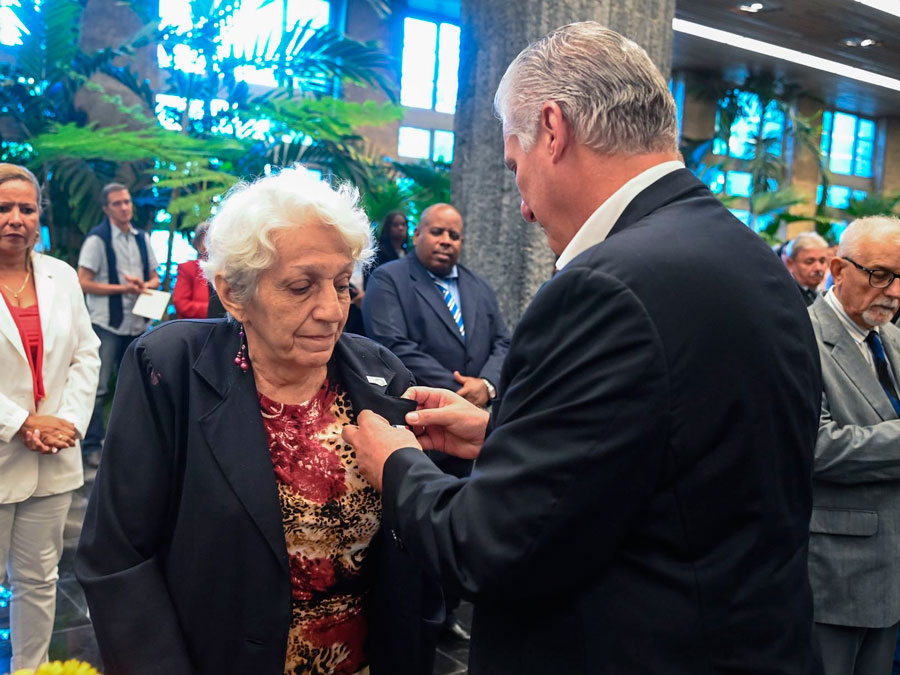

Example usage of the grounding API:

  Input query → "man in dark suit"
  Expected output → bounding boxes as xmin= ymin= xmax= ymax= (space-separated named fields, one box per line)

xmin=785 ymin=231 xmax=830 ymax=306
xmin=362 ymin=202 xmax=510 ymax=639
xmin=363 ymin=203 xmax=509 ymax=412
xmin=344 ymin=21 xmax=822 ymax=675
xmin=807 ymin=216 xmax=900 ymax=675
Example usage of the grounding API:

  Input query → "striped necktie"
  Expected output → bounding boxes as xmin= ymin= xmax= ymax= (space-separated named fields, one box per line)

xmin=865 ymin=331 xmax=900 ymax=417
xmin=434 ymin=278 xmax=465 ymax=339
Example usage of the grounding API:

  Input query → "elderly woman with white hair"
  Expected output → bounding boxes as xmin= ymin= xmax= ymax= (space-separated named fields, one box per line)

xmin=76 ymin=167 xmax=441 ymax=675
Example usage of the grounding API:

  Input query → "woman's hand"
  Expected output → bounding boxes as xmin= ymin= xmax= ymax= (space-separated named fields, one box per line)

xmin=19 ymin=414 xmax=76 ymax=451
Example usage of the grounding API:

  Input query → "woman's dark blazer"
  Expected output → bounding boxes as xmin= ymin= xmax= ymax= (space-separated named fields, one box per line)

xmin=75 ymin=319 xmax=441 ymax=675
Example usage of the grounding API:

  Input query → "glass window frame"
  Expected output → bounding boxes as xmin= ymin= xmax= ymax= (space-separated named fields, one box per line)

xmin=399 ymin=11 xmax=460 ymax=114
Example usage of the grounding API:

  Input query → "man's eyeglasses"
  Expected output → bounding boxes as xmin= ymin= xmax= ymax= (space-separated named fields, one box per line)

xmin=843 ymin=256 xmax=900 ymax=289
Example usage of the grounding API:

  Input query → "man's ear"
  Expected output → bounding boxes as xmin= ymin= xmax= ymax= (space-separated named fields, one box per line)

xmin=215 ymin=274 xmax=244 ymax=322
xmin=829 ymin=256 xmax=845 ymax=287
xmin=540 ymin=100 xmax=571 ymax=164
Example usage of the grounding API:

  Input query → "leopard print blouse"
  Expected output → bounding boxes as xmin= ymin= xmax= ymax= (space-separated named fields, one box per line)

xmin=259 ymin=381 xmax=380 ymax=675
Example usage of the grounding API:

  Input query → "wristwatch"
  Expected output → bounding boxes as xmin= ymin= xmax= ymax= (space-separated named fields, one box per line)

xmin=481 ymin=378 xmax=497 ymax=400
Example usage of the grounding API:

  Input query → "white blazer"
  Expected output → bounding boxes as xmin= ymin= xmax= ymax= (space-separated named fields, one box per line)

xmin=0 ymin=253 xmax=101 ymax=503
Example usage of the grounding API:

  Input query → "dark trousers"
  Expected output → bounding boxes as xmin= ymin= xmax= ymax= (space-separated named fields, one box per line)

xmin=816 ymin=621 xmax=900 ymax=675
xmin=82 ymin=325 xmax=139 ymax=453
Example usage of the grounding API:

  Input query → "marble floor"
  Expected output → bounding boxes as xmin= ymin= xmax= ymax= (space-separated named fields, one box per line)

xmin=0 ymin=469 xmax=471 ymax=674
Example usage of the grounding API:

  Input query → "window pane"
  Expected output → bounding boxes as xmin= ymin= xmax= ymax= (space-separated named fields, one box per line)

xmin=854 ymin=138 xmax=874 ymax=178
xmin=219 ymin=0 xmax=329 ymax=86
xmin=726 ymin=171 xmax=752 ymax=198
xmin=434 ymin=23 xmax=460 ymax=113
xmin=858 ymin=118 xmax=876 ymax=140
xmin=706 ymin=168 xmax=726 ymax=194
xmin=820 ymin=111 xmax=833 ymax=155
xmin=826 ymin=185 xmax=851 ymax=209
xmin=432 ymin=130 xmax=454 ymax=162
xmin=159 ymin=0 xmax=329 ymax=84
xmin=397 ymin=126 xmax=431 ymax=159
xmin=852 ymin=189 xmax=868 ymax=202
xmin=400 ymin=18 xmax=438 ymax=109
xmin=829 ymin=112 xmax=857 ymax=175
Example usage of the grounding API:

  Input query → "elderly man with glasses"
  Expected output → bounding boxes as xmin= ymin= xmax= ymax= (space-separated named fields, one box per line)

xmin=807 ymin=215 xmax=900 ymax=675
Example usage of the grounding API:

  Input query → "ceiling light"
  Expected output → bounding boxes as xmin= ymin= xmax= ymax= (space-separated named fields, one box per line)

xmin=673 ymin=18 xmax=900 ymax=93
xmin=853 ymin=0 xmax=900 ymax=18
xmin=842 ymin=37 xmax=883 ymax=47
xmin=738 ymin=2 xmax=765 ymax=11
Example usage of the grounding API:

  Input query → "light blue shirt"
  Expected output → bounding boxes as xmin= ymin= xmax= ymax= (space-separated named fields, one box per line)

xmin=426 ymin=265 xmax=463 ymax=318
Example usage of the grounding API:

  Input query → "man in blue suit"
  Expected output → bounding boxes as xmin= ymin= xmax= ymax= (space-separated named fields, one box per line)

xmin=362 ymin=202 xmax=510 ymax=642
xmin=363 ymin=203 xmax=510 ymax=412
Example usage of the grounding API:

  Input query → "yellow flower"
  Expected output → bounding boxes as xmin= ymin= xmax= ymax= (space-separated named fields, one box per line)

xmin=7 ymin=659 xmax=100 ymax=675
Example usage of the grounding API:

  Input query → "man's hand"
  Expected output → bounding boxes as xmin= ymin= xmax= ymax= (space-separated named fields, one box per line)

xmin=122 ymin=273 xmax=151 ymax=295
xmin=453 ymin=371 xmax=490 ymax=407
xmin=403 ymin=386 xmax=488 ymax=460
xmin=19 ymin=415 xmax=76 ymax=451
xmin=342 ymin=410 xmax=422 ymax=491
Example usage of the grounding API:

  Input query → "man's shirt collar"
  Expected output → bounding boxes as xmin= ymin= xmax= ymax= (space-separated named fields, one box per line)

xmin=555 ymin=161 xmax=684 ymax=271
xmin=425 ymin=264 xmax=459 ymax=282
xmin=825 ymin=287 xmax=876 ymax=345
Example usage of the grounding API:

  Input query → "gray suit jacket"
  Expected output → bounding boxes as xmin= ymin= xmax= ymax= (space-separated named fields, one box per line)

xmin=808 ymin=296 xmax=900 ymax=628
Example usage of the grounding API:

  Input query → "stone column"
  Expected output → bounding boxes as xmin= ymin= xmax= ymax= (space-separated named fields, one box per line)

xmin=452 ymin=0 xmax=675 ymax=325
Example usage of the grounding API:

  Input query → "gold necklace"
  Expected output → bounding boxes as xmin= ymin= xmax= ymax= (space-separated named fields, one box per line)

xmin=1 ymin=269 xmax=31 ymax=303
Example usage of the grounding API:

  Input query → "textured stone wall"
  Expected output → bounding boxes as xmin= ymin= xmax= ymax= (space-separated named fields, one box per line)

xmin=451 ymin=0 xmax=676 ymax=326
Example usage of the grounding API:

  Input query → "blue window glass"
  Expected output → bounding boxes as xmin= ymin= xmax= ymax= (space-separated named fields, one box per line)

xmin=852 ymin=189 xmax=868 ymax=202
xmin=826 ymin=185 xmax=852 ymax=209
xmin=828 ymin=112 xmax=856 ymax=175
xmin=400 ymin=16 xmax=460 ymax=113
xmin=158 ymin=0 xmax=330 ymax=86
xmin=822 ymin=110 xmax=875 ymax=178
xmin=400 ymin=18 xmax=437 ymax=109
xmin=397 ymin=126 xmax=431 ymax=159
xmin=715 ymin=91 xmax=785 ymax=161
xmin=434 ymin=23 xmax=460 ymax=114
xmin=0 ymin=1 xmax=30 ymax=47
xmin=725 ymin=171 xmax=753 ymax=198
xmin=432 ymin=129 xmax=454 ymax=162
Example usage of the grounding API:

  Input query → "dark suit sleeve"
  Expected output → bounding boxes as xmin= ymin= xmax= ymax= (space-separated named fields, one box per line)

xmin=362 ymin=266 xmax=457 ymax=390
xmin=475 ymin=283 xmax=510 ymax=390
xmin=382 ymin=266 xmax=669 ymax=599
xmin=75 ymin=341 xmax=194 ymax=674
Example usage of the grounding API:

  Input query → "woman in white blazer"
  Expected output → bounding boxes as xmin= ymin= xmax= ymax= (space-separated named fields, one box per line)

xmin=0 ymin=164 xmax=100 ymax=670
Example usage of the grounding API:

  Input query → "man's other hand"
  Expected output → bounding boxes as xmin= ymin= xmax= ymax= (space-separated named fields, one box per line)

xmin=453 ymin=371 xmax=490 ymax=407
xmin=403 ymin=386 xmax=488 ymax=461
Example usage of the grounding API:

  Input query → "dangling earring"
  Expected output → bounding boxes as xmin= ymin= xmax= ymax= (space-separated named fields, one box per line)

xmin=234 ymin=324 xmax=249 ymax=371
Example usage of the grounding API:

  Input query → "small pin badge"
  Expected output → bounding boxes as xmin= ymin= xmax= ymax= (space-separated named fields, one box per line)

xmin=366 ymin=376 xmax=387 ymax=386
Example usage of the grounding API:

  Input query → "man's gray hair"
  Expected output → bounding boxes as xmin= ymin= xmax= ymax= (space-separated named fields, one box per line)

xmin=201 ymin=165 xmax=374 ymax=305
xmin=493 ymin=21 xmax=679 ymax=155
xmin=838 ymin=216 xmax=900 ymax=260
xmin=786 ymin=232 xmax=829 ymax=260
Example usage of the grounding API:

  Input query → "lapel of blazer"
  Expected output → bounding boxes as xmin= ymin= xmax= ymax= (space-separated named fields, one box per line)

xmin=813 ymin=299 xmax=897 ymax=420
xmin=0 ymin=257 xmax=32 ymax=363
xmin=456 ymin=264 xmax=480 ymax=350
xmin=331 ymin=337 xmax=417 ymax=424
xmin=408 ymin=254 xmax=466 ymax=346
xmin=607 ymin=168 xmax=710 ymax=239
xmin=33 ymin=254 xmax=57 ymax=353
xmin=193 ymin=322 xmax=289 ymax=572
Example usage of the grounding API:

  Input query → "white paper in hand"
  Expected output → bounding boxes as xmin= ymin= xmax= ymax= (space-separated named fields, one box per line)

xmin=132 ymin=290 xmax=172 ymax=320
